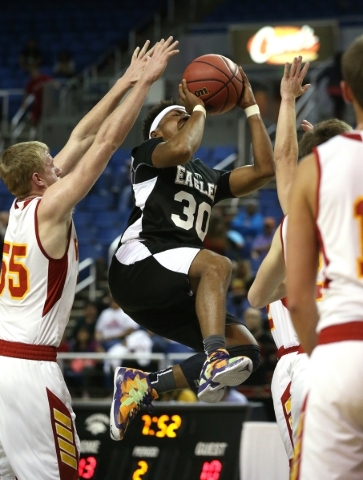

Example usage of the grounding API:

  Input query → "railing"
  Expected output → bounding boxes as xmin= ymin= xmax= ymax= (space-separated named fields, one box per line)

xmin=75 ymin=257 xmax=97 ymax=301
xmin=57 ymin=351 xmax=194 ymax=373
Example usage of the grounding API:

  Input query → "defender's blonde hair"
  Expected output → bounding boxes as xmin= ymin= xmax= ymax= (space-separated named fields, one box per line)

xmin=0 ymin=141 xmax=49 ymax=197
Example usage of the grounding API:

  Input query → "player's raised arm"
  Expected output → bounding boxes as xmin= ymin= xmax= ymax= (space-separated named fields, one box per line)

xmin=286 ymin=154 xmax=320 ymax=355
xmin=228 ymin=67 xmax=275 ymax=197
xmin=38 ymin=37 xmax=179 ymax=255
xmin=274 ymin=56 xmax=310 ymax=214
xmin=54 ymin=39 xmax=159 ymax=176
xmin=248 ymin=225 xmax=286 ymax=308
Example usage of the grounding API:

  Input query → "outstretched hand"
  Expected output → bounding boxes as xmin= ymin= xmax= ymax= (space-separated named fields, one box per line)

xmin=178 ymin=79 xmax=205 ymax=114
xmin=281 ymin=56 xmax=311 ymax=100
xmin=142 ymin=36 xmax=179 ymax=84
xmin=236 ymin=66 xmax=257 ymax=110
xmin=123 ymin=40 xmax=153 ymax=86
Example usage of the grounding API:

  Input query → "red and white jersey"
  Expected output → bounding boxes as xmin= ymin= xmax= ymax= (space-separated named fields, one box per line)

xmin=268 ymin=216 xmax=300 ymax=349
xmin=268 ymin=216 xmax=325 ymax=349
xmin=314 ymin=131 xmax=363 ymax=331
xmin=0 ymin=197 xmax=79 ymax=346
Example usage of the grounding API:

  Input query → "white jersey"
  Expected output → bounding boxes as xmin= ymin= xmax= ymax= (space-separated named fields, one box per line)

xmin=268 ymin=216 xmax=325 ymax=349
xmin=0 ymin=197 xmax=78 ymax=346
xmin=315 ymin=131 xmax=363 ymax=331
xmin=268 ymin=216 xmax=300 ymax=350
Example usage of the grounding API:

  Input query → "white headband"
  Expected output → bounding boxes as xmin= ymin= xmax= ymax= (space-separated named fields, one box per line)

xmin=149 ymin=105 xmax=186 ymax=138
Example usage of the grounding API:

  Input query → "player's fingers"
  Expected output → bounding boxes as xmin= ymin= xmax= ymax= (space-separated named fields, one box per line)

xmin=238 ymin=66 xmax=250 ymax=86
xmin=165 ymin=40 xmax=179 ymax=52
xmin=132 ymin=46 xmax=140 ymax=60
xmin=139 ymin=40 xmax=151 ymax=58
xmin=289 ymin=57 xmax=298 ymax=76
xmin=299 ymin=61 xmax=310 ymax=79
xmin=283 ymin=62 xmax=290 ymax=77
xmin=147 ymin=44 xmax=156 ymax=57
xmin=302 ymin=84 xmax=311 ymax=92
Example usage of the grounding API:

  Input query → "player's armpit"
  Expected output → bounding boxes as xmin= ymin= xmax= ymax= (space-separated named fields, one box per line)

xmin=248 ymin=225 xmax=286 ymax=308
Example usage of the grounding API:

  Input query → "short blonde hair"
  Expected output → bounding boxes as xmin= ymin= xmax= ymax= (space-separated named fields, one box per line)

xmin=0 ymin=141 xmax=49 ymax=197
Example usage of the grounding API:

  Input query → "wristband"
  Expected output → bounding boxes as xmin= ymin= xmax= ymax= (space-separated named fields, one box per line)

xmin=244 ymin=104 xmax=260 ymax=118
xmin=193 ymin=105 xmax=206 ymax=118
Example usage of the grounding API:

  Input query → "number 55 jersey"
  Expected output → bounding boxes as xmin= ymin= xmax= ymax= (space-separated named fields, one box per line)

xmin=0 ymin=197 xmax=78 ymax=346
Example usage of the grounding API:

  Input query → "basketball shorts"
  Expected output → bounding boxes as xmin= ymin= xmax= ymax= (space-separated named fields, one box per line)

xmin=0 ymin=356 xmax=79 ymax=480
xmin=108 ymin=241 xmax=243 ymax=352
xmin=297 ymin=342 xmax=363 ymax=479
xmin=271 ymin=351 xmax=296 ymax=461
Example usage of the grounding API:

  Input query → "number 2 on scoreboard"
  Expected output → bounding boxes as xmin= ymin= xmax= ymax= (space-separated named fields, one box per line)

xmin=132 ymin=460 xmax=149 ymax=480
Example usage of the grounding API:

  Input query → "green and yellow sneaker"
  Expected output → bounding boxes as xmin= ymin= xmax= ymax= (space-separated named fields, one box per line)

xmin=110 ymin=367 xmax=158 ymax=441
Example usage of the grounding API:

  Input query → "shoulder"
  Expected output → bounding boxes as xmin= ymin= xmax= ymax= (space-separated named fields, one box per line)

xmin=132 ymin=138 xmax=163 ymax=161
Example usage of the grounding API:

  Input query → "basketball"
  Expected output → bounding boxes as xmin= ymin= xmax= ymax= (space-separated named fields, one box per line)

xmin=182 ymin=54 xmax=243 ymax=115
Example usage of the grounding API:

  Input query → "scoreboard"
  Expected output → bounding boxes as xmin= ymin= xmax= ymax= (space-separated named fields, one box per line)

xmin=74 ymin=401 xmax=250 ymax=480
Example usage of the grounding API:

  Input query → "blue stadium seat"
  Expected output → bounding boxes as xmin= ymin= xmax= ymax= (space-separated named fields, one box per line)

xmin=87 ymin=194 xmax=113 ymax=212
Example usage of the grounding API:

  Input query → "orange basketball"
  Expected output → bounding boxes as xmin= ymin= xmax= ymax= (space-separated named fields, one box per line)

xmin=182 ymin=54 xmax=243 ymax=115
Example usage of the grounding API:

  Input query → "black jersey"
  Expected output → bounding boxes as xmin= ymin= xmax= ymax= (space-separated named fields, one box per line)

xmin=121 ymin=138 xmax=235 ymax=248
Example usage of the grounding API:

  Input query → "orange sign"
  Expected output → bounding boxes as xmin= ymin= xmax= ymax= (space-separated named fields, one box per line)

xmin=247 ymin=25 xmax=320 ymax=64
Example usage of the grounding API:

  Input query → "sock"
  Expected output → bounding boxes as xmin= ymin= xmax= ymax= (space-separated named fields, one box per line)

xmin=179 ymin=352 xmax=206 ymax=389
xmin=148 ymin=367 xmax=177 ymax=394
xmin=203 ymin=335 xmax=226 ymax=356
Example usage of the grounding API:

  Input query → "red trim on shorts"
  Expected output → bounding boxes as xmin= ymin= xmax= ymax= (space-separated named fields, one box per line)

xmin=297 ymin=345 xmax=305 ymax=354
xmin=290 ymin=394 xmax=308 ymax=480
xmin=318 ymin=321 xmax=363 ymax=344
xmin=281 ymin=381 xmax=294 ymax=456
xmin=47 ymin=388 xmax=79 ymax=480
xmin=0 ymin=339 xmax=57 ymax=361
xmin=277 ymin=344 xmax=300 ymax=360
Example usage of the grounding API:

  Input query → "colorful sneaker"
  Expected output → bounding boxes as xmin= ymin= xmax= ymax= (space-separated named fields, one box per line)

xmin=197 ymin=348 xmax=252 ymax=403
xmin=110 ymin=367 xmax=158 ymax=441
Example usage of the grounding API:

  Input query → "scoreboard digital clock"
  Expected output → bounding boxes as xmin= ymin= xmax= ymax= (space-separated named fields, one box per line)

xmin=73 ymin=401 xmax=251 ymax=480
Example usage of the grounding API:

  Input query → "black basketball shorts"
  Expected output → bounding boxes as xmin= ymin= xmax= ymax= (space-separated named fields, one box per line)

xmin=108 ymin=241 xmax=242 ymax=352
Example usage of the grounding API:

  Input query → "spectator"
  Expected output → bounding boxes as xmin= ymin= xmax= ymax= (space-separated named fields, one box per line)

xmin=71 ymin=301 xmax=100 ymax=338
xmin=251 ymin=216 xmax=276 ymax=264
xmin=19 ymin=38 xmax=43 ymax=73
xmin=230 ymin=199 xmax=264 ymax=247
xmin=95 ymin=298 xmax=138 ymax=351
xmin=66 ymin=327 xmax=104 ymax=398
xmin=23 ymin=66 xmax=53 ymax=127
xmin=53 ymin=50 xmax=76 ymax=79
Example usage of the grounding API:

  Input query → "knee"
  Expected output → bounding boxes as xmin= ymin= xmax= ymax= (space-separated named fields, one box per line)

xmin=207 ymin=255 xmax=233 ymax=282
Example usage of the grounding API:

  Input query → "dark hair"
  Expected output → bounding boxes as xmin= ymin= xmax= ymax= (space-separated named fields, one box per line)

xmin=299 ymin=118 xmax=351 ymax=158
xmin=342 ymin=35 xmax=363 ymax=109
xmin=142 ymin=99 xmax=179 ymax=141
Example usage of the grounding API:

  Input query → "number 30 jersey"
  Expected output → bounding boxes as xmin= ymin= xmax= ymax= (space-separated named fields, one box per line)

xmin=0 ymin=197 xmax=79 ymax=347
xmin=121 ymin=138 xmax=234 ymax=248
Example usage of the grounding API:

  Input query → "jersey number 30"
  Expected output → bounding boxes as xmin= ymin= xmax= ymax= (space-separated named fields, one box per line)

xmin=171 ymin=191 xmax=212 ymax=241
xmin=0 ymin=242 xmax=29 ymax=299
